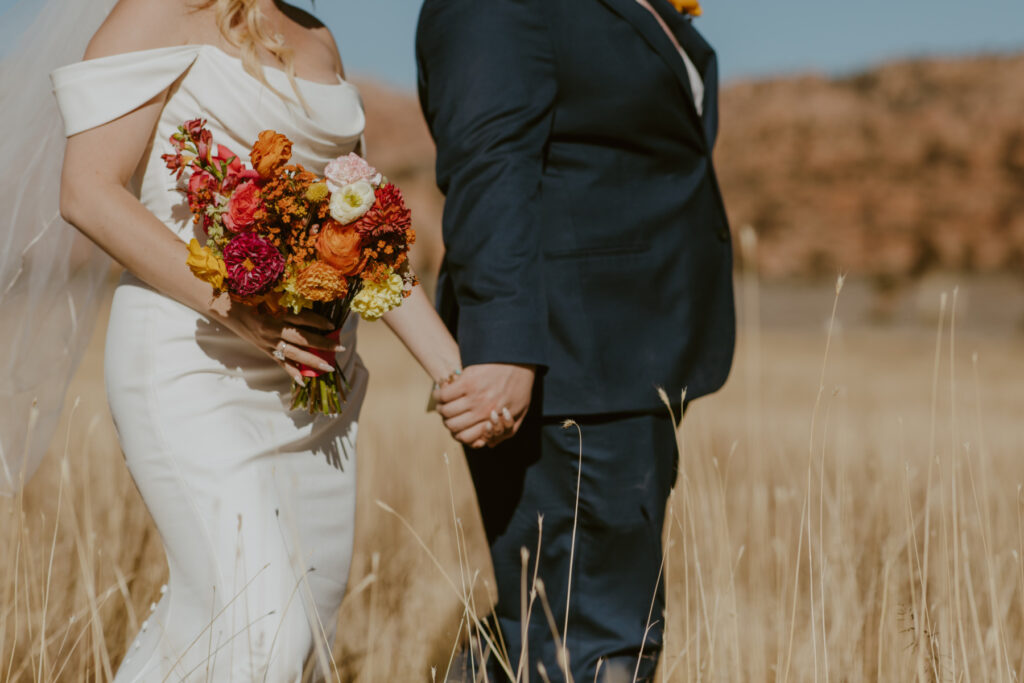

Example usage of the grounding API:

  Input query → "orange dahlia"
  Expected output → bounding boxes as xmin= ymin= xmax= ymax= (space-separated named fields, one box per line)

xmin=293 ymin=261 xmax=349 ymax=302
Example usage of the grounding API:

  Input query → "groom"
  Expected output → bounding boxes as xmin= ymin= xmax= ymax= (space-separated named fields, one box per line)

xmin=417 ymin=0 xmax=734 ymax=679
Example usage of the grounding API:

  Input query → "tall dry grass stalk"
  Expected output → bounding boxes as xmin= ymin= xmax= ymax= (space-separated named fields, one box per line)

xmin=3 ymin=262 xmax=1024 ymax=680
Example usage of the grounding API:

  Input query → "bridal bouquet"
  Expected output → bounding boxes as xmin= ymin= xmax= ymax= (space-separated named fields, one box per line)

xmin=163 ymin=119 xmax=416 ymax=415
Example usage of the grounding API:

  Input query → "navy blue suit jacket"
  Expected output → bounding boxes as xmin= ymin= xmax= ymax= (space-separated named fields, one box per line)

xmin=416 ymin=0 xmax=735 ymax=416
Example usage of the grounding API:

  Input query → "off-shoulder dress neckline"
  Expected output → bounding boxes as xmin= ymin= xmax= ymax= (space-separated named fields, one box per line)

xmin=199 ymin=43 xmax=351 ymax=90
xmin=72 ymin=43 xmax=353 ymax=91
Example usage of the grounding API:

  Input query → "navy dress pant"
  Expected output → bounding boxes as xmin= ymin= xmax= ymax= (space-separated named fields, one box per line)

xmin=466 ymin=408 xmax=679 ymax=682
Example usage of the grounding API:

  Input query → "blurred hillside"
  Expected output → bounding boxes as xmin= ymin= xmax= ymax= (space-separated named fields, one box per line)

xmin=719 ymin=53 xmax=1024 ymax=280
xmin=358 ymin=52 xmax=1024 ymax=283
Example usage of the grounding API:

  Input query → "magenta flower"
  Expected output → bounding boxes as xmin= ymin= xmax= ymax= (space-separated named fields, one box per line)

xmin=222 ymin=233 xmax=285 ymax=296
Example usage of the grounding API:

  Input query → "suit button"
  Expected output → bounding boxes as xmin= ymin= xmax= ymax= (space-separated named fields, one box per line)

xmin=716 ymin=227 xmax=730 ymax=242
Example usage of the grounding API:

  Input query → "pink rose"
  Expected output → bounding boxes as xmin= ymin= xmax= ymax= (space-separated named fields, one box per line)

xmin=222 ymin=180 xmax=262 ymax=233
xmin=324 ymin=153 xmax=380 ymax=192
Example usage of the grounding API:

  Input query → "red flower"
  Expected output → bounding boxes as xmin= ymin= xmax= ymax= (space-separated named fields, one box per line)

xmin=196 ymin=129 xmax=213 ymax=164
xmin=162 ymin=152 xmax=185 ymax=178
xmin=187 ymin=170 xmax=217 ymax=213
xmin=184 ymin=118 xmax=205 ymax=141
xmin=351 ymin=184 xmax=412 ymax=238
xmin=222 ymin=233 xmax=285 ymax=297
xmin=214 ymin=144 xmax=239 ymax=167
xmin=217 ymin=144 xmax=260 ymax=193
xmin=223 ymin=167 xmax=261 ymax=194
xmin=223 ymin=180 xmax=262 ymax=233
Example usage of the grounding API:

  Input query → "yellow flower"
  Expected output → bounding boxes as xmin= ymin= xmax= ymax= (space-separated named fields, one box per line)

xmin=351 ymin=270 xmax=404 ymax=321
xmin=186 ymin=238 xmax=227 ymax=291
xmin=275 ymin=274 xmax=315 ymax=314
xmin=305 ymin=181 xmax=329 ymax=203
xmin=668 ymin=0 xmax=702 ymax=16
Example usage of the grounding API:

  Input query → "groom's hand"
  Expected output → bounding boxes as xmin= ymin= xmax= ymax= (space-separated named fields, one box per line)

xmin=434 ymin=363 xmax=535 ymax=448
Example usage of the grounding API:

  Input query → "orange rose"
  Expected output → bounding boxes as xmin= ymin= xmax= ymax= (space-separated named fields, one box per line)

xmin=316 ymin=220 xmax=366 ymax=275
xmin=250 ymin=130 xmax=292 ymax=178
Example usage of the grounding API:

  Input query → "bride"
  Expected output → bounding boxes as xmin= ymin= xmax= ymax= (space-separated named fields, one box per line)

xmin=26 ymin=0 xmax=508 ymax=679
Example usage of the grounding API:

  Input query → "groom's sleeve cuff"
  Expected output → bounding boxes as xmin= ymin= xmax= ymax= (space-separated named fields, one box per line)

xmin=457 ymin=313 xmax=548 ymax=370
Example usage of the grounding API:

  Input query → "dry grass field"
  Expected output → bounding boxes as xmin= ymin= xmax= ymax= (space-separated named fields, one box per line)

xmin=3 ymin=267 xmax=1024 ymax=681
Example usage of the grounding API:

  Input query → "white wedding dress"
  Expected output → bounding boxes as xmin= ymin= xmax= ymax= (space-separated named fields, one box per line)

xmin=52 ymin=44 xmax=368 ymax=681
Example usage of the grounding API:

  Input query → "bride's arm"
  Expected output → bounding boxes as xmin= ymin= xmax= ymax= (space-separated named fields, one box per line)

xmin=382 ymin=287 xmax=512 ymax=446
xmin=381 ymin=285 xmax=462 ymax=385
xmin=59 ymin=1 xmax=338 ymax=381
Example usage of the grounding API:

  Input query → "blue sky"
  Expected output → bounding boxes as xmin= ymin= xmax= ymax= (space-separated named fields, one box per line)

xmin=4 ymin=0 xmax=1022 ymax=89
xmin=307 ymin=0 xmax=1024 ymax=89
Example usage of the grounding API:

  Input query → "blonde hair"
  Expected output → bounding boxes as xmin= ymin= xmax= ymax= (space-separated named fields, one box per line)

xmin=198 ymin=0 xmax=310 ymax=111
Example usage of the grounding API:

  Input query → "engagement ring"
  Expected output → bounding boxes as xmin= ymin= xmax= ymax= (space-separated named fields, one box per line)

xmin=272 ymin=343 xmax=287 ymax=362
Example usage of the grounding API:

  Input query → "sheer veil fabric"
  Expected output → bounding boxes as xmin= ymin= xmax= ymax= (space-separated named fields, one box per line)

xmin=0 ymin=0 xmax=115 ymax=494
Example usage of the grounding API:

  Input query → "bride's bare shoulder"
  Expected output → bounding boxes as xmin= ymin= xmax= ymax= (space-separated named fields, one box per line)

xmin=280 ymin=4 xmax=346 ymax=78
xmin=308 ymin=25 xmax=346 ymax=80
xmin=83 ymin=0 xmax=193 ymax=60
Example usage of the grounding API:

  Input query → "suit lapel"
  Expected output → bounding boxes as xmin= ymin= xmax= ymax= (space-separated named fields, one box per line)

xmin=596 ymin=0 xmax=706 ymax=146
xmin=650 ymin=0 xmax=715 ymax=75
xmin=649 ymin=0 xmax=719 ymax=144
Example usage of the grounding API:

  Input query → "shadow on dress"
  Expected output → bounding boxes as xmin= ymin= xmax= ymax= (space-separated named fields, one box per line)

xmin=192 ymin=317 xmax=357 ymax=473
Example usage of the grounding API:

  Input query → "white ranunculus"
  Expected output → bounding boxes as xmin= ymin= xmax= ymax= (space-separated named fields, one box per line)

xmin=328 ymin=180 xmax=375 ymax=225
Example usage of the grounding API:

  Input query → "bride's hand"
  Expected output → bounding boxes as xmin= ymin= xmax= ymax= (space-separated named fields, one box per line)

xmin=215 ymin=299 xmax=344 ymax=382
xmin=435 ymin=366 xmax=525 ymax=449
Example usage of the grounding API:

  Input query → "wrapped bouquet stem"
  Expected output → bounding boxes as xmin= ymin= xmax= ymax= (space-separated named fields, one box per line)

xmin=290 ymin=297 xmax=355 ymax=415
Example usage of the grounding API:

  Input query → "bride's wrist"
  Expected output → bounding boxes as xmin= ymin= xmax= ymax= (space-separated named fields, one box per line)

xmin=433 ymin=367 xmax=462 ymax=389
xmin=203 ymin=291 xmax=236 ymax=325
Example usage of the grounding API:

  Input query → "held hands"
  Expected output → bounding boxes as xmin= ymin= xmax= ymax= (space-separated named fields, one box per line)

xmin=434 ymin=363 xmax=535 ymax=449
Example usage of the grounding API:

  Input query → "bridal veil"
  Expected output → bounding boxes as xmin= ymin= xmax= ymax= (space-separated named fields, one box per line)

xmin=0 ymin=0 xmax=115 ymax=494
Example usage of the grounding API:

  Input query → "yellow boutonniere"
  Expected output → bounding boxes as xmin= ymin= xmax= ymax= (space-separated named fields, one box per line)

xmin=668 ymin=0 xmax=702 ymax=17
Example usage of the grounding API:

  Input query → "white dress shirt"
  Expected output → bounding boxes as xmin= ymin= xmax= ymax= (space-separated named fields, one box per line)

xmin=635 ymin=0 xmax=704 ymax=116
